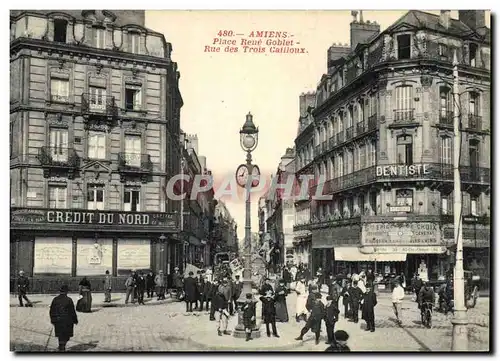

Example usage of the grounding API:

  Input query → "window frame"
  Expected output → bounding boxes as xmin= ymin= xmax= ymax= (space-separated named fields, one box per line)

xmin=440 ymin=136 xmax=453 ymax=165
xmin=50 ymin=77 xmax=70 ymax=103
xmin=49 ymin=128 xmax=69 ymax=162
xmin=125 ymin=85 xmax=142 ymax=111
xmin=87 ymin=184 xmax=105 ymax=210
xmin=396 ymin=135 xmax=413 ymax=165
xmin=395 ymin=189 xmax=414 ymax=210
xmin=124 ymin=134 xmax=142 ymax=167
xmin=87 ymin=131 xmax=106 ymax=160
xmin=48 ymin=184 xmax=67 ymax=209
xmin=89 ymin=86 xmax=107 ymax=110
xmin=53 ymin=19 xmax=68 ymax=43
xmin=124 ymin=186 xmax=141 ymax=212
xmin=396 ymin=34 xmax=412 ymax=60
xmin=129 ymin=32 xmax=140 ymax=54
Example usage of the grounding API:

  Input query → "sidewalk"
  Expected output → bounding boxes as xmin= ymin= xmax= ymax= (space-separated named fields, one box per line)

xmin=10 ymin=292 xmax=175 ymax=308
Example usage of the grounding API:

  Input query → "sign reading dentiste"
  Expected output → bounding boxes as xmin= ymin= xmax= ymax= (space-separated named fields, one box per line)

xmin=361 ymin=222 xmax=442 ymax=247
xmin=376 ymin=164 xmax=430 ymax=178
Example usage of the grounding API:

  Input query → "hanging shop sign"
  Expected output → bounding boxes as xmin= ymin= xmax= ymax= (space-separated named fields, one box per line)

xmin=10 ymin=207 xmax=179 ymax=232
xmin=361 ymin=222 xmax=442 ymax=247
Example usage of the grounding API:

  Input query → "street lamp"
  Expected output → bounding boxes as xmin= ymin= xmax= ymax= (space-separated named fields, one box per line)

xmin=233 ymin=112 xmax=261 ymax=339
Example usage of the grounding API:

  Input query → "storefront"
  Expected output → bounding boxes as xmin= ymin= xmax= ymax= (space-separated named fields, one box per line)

xmin=292 ymin=230 xmax=311 ymax=269
xmin=10 ymin=207 xmax=179 ymax=293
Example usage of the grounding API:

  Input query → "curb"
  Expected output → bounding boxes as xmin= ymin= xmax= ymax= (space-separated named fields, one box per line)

xmin=187 ymin=335 xmax=306 ymax=351
xmin=10 ymin=297 xmax=176 ymax=309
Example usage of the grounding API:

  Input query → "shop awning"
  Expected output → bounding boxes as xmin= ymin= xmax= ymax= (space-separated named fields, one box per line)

xmin=334 ymin=247 xmax=407 ymax=262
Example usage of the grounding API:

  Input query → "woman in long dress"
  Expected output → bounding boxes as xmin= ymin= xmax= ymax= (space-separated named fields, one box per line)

xmin=295 ymin=276 xmax=308 ymax=322
xmin=274 ymin=279 xmax=289 ymax=322
xmin=78 ymin=277 xmax=92 ymax=313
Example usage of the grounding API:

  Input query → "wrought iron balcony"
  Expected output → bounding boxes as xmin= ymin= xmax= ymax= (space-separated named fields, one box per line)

xmin=356 ymin=121 xmax=365 ymax=135
xmin=81 ymin=93 xmax=119 ymax=119
xmin=393 ymin=109 xmax=415 ymax=123
xmin=345 ymin=126 xmax=354 ymax=140
xmin=439 ymin=111 xmax=454 ymax=127
xmin=468 ymin=114 xmax=482 ymax=131
xmin=336 ymin=132 xmax=345 ymax=144
xmin=118 ymin=153 xmax=153 ymax=173
xmin=37 ymin=146 xmax=80 ymax=168
xmin=329 ymin=136 xmax=335 ymax=149
xmin=367 ymin=114 xmax=378 ymax=130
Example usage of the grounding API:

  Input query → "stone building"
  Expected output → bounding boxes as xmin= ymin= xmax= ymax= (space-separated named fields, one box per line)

xmin=294 ymin=10 xmax=490 ymax=281
xmin=213 ymin=200 xmax=238 ymax=255
xmin=10 ymin=10 xmax=183 ymax=291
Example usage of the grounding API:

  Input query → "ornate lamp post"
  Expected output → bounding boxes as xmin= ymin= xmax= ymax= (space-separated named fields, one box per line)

xmin=233 ymin=112 xmax=261 ymax=339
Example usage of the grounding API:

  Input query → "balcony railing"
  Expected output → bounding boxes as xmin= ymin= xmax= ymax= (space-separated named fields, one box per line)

xmin=81 ymin=93 xmax=119 ymax=118
xmin=468 ymin=114 xmax=482 ymax=131
xmin=336 ymin=132 xmax=345 ymax=144
xmin=37 ymin=146 xmax=80 ymax=168
xmin=50 ymin=94 xmax=69 ymax=103
xmin=329 ymin=136 xmax=335 ymax=149
xmin=118 ymin=153 xmax=153 ymax=172
xmin=345 ymin=126 xmax=354 ymax=140
xmin=356 ymin=121 xmax=365 ymax=135
xmin=439 ymin=111 xmax=454 ymax=126
xmin=368 ymin=114 xmax=378 ymax=130
xmin=393 ymin=109 xmax=415 ymax=123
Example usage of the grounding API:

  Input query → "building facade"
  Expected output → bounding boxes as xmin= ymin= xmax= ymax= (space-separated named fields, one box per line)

xmin=212 ymin=201 xmax=239 ymax=255
xmin=294 ymin=10 xmax=490 ymax=281
xmin=10 ymin=10 xmax=183 ymax=291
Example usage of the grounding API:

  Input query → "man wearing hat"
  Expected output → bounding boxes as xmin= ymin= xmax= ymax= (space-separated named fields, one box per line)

xmin=231 ymin=274 xmax=243 ymax=314
xmin=324 ymin=295 xmax=340 ymax=344
xmin=49 ymin=285 xmax=78 ymax=352
xmin=294 ymin=276 xmax=308 ymax=322
xmin=242 ymin=293 xmax=256 ymax=341
xmin=324 ymin=330 xmax=350 ymax=352
xmin=259 ymin=290 xmax=279 ymax=338
xmin=17 ymin=270 xmax=32 ymax=307
xmin=155 ymin=270 xmax=165 ymax=300
xmin=295 ymin=292 xmax=325 ymax=345
xmin=172 ymin=267 xmax=183 ymax=299
xmin=184 ymin=271 xmax=198 ymax=312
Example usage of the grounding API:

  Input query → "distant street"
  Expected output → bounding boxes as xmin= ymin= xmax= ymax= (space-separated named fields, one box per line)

xmin=10 ymin=292 xmax=489 ymax=352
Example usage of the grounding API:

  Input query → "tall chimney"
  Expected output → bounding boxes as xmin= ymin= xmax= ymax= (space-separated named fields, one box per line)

xmin=350 ymin=15 xmax=380 ymax=50
xmin=440 ymin=10 xmax=451 ymax=29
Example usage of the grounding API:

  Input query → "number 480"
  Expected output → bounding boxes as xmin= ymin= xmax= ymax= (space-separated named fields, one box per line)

xmin=218 ymin=30 xmax=234 ymax=37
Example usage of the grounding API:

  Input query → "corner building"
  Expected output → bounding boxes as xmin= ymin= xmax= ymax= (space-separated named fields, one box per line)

xmin=295 ymin=11 xmax=490 ymax=282
xmin=10 ymin=10 xmax=183 ymax=292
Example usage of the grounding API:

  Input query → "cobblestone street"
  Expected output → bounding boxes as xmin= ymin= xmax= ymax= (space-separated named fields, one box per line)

xmin=10 ymin=292 xmax=489 ymax=352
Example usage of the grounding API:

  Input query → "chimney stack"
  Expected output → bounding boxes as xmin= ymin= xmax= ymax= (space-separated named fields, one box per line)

xmin=350 ymin=11 xmax=380 ymax=50
xmin=440 ymin=10 xmax=451 ymax=29
xmin=459 ymin=10 xmax=486 ymax=35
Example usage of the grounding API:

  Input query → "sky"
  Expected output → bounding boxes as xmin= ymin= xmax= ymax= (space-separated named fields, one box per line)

xmin=145 ymin=10 xmax=490 ymax=241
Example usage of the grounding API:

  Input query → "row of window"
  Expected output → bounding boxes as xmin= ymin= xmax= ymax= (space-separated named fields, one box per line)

xmin=47 ymin=128 xmax=143 ymax=165
xmin=51 ymin=78 xmax=142 ymax=111
xmin=49 ymin=184 xmax=140 ymax=211
xmin=53 ymin=19 xmax=141 ymax=53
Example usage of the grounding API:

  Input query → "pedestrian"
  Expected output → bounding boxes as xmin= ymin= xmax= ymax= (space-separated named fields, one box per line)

xmin=392 ymin=280 xmax=405 ymax=325
xmin=227 ymin=276 xmax=235 ymax=315
xmin=259 ymin=290 xmax=280 ymax=338
xmin=184 ymin=271 xmax=198 ymax=312
xmin=213 ymin=289 xmax=230 ymax=336
xmin=131 ymin=270 xmax=138 ymax=303
xmin=146 ymin=270 xmax=155 ymax=298
xmin=308 ymin=275 xmax=320 ymax=293
xmin=196 ymin=272 xmax=205 ymax=311
xmin=49 ymin=285 xmax=78 ymax=352
xmin=274 ymin=279 xmax=289 ymax=322
xmin=282 ymin=265 xmax=292 ymax=288
xmin=232 ymin=274 xmax=243 ymax=313
xmin=316 ymin=267 xmax=324 ymax=288
xmin=324 ymin=330 xmax=351 ymax=352
xmin=348 ymin=280 xmax=363 ymax=323
xmin=324 ymin=295 xmax=340 ymax=344
xmin=366 ymin=268 xmax=375 ymax=288
xmin=295 ymin=292 xmax=325 ymax=345
xmin=173 ymin=267 xmax=183 ymax=299
xmin=290 ymin=264 xmax=298 ymax=283
xmin=329 ymin=277 xmax=342 ymax=306
xmin=361 ymin=284 xmax=377 ymax=332
xmin=413 ymin=274 xmax=423 ymax=303
xmin=341 ymin=280 xmax=350 ymax=319
xmin=136 ymin=272 xmax=146 ymax=305
xmin=17 ymin=270 xmax=33 ymax=307
xmin=125 ymin=271 xmax=135 ymax=304
xmin=306 ymin=284 xmax=318 ymax=316
xmin=209 ymin=279 xmax=219 ymax=321
xmin=201 ymin=274 xmax=212 ymax=312
xmin=78 ymin=277 xmax=92 ymax=313
xmin=295 ymin=276 xmax=308 ymax=322
xmin=218 ymin=277 xmax=232 ymax=314
xmin=154 ymin=270 xmax=165 ymax=300
xmin=242 ymin=293 xmax=256 ymax=341
xmin=103 ymin=270 xmax=112 ymax=303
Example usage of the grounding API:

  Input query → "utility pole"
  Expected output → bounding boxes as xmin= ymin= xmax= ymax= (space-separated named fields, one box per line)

xmin=451 ymin=49 xmax=469 ymax=351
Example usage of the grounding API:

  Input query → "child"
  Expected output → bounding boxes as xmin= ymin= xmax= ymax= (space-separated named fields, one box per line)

xmin=259 ymin=290 xmax=280 ymax=338
xmin=242 ymin=293 xmax=256 ymax=341
xmin=324 ymin=295 xmax=340 ymax=344
xmin=295 ymin=292 xmax=325 ymax=345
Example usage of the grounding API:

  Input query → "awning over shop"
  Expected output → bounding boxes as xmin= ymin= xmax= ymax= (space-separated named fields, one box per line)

xmin=334 ymin=247 xmax=407 ymax=262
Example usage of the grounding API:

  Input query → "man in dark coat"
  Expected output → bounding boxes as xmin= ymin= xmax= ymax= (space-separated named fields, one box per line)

xmin=195 ymin=272 xmax=205 ymax=311
xmin=17 ymin=270 xmax=33 ymax=307
xmin=348 ymin=281 xmax=363 ymax=323
xmin=213 ymin=288 xmax=230 ymax=336
xmin=146 ymin=270 xmax=155 ymax=298
xmin=49 ymin=285 xmax=78 ymax=352
xmin=324 ymin=295 xmax=340 ymax=344
xmin=209 ymin=279 xmax=219 ymax=321
xmin=306 ymin=285 xmax=318 ymax=314
xmin=295 ymin=292 xmax=325 ymax=345
xmin=361 ymin=285 xmax=377 ymax=332
xmin=282 ymin=265 xmax=292 ymax=287
xmin=341 ymin=281 xmax=350 ymax=319
xmin=136 ymin=272 xmax=146 ymax=305
xmin=131 ymin=270 xmax=139 ymax=303
xmin=173 ymin=267 xmax=184 ymax=297
xmin=242 ymin=293 xmax=256 ymax=341
xmin=201 ymin=276 xmax=212 ymax=312
xmin=183 ymin=271 xmax=198 ymax=312
xmin=366 ymin=268 xmax=375 ymax=287
xmin=259 ymin=290 xmax=279 ymax=338
xmin=232 ymin=275 xmax=243 ymax=313
xmin=324 ymin=330 xmax=351 ymax=352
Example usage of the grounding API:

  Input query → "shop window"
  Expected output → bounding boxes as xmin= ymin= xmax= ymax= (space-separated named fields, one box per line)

xmin=369 ymin=192 xmax=377 ymax=214
xmin=117 ymin=239 xmax=151 ymax=276
xmin=396 ymin=135 xmax=413 ymax=165
xmin=440 ymin=136 xmax=453 ymax=164
xmin=50 ymin=77 xmax=69 ymax=103
xmin=76 ymin=238 xmax=113 ymax=276
xmin=358 ymin=194 xmax=365 ymax=215
xmin=397 ymin=34 xmax=411 ymax=60
xmin=346 ymin=197 xmax=354 ymax=215
xmin=88 ymin=131 xmax=106 ymax=159
xmin=49 ymin=128 xmax=68 ymax=162
xmin=33 ymin=237 xmax=72 ymax=275
xmin=53 ymin=19 xmax=68 ymax=43
xmin=48 ymin=185 xmax=67 ymax=209
xmin=125 ymin=84 xmax=142 ymax=111
xmin=396 ymin=189 xmax=413 ymax=209
xmin=87 ymin=184 xmax=104 ymax=210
